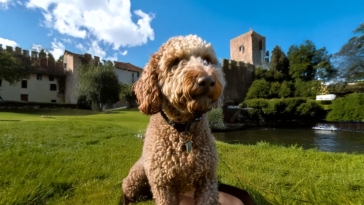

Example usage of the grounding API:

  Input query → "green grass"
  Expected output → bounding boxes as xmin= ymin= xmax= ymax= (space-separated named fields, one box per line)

xmin=1 ymin=109 xmax=363 ymax=205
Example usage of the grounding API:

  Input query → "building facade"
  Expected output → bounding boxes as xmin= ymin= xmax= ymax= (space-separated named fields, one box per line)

xmin=230 ymin=29 xmax=269 ymax=68
xmin=0 ymin=46 xmax=142 ymax=108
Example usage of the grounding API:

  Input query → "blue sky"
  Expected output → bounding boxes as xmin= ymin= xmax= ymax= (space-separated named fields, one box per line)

xmin=0 ymin=0 xmax=363 ymax=68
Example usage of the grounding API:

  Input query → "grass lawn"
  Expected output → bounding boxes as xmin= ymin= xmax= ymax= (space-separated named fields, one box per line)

xmin=1 ymin=108 xmax=363 ymax=205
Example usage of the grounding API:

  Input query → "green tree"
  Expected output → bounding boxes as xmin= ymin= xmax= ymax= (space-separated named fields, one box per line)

xmin=77 ymin=62 xmax=120 ymax=111
xmin=270 ymin=45 xmax=290 ymax=80
xmin=288 ymin=40 xmax=333 ymax=82
xmin=245 ymin=79 xmax=270 ymax=99
xmin=0 ymin=51 xmax=31 ymax=85
xmin=334 ymin=23 xmax=364 ymax=82
xmin=279 ymin=81 xmax=293 ymax=98
xmin=269 ymin=81 xmax=281 ymax=98
xmin=294 ymin=80 xmax=321 ymax=98
xmin=119 ymin=83 xmax=136 ymax=107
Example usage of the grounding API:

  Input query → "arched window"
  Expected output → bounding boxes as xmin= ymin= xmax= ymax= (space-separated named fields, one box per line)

xmin=239 ymin=45 xmax=244 ymax=53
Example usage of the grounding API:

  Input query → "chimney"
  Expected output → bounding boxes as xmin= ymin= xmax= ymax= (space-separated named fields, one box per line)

xmin=15 ymin=47 xmax=22 ymax=54
xmin=23 ymin=50 xmax=29 ymax=57
xmin=6 ymin=46 xmax=13 ymax=52
xmin=31 ymin=51 xmax=38 ymax=58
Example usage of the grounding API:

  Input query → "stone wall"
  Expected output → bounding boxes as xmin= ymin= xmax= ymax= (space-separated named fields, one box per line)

xmin=221 ymin=58 xmax=255 ymax=104
xmin=0 ymin=44 xmax=65 ymax=76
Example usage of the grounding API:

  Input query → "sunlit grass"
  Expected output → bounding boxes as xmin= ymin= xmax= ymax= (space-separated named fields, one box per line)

xmin=0 ymin=109 xmax=363 ymax=204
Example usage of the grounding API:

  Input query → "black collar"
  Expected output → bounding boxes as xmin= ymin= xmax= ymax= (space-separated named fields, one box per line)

xmin=160 ymin=111 xmax=203 ymax=132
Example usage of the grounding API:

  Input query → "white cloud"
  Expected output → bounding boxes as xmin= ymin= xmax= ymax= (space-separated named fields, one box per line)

xmin=0 ymin=0 xmax=11 ymax=9
xmin=105 ymin=53 xmax=118 ymax=62
xmin=50 ymin=39 xmax=65 ymax=60
xmin=31 ymin=44 xmax=43 ymax=52
xmin=87 ymin=40 xmax=106 ymax=58
xmin=0 ymin=37 xmax=18 ymax=48
xmin=26 ymin=0 xmax=154 ymax=49
xmin=76 ymin=43 xmax=85 ymax=51
xmin=30 ymin=40 xmax=64 ymax=60
xmin=61 ymin=38 xmax=72 ymax=44
xmin=120 ymin=50 xmax=128 ymax=56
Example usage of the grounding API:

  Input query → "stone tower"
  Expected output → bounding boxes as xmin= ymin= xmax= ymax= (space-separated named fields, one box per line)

xmin=230 ymin=29 xmax=269 ymax=68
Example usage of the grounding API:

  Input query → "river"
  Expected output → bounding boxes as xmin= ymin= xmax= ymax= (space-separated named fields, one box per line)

xmin=213 ymin=128 xmax=364 ymax=154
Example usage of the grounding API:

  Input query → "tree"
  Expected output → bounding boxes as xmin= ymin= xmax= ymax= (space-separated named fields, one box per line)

xmin=245 ymin=79 xmax=270 ymax=99
xmin=119 ymin=83 xmax=136 ymax=107
xmin=77 ymin=62 xmax=120 ymax=111
xmin=0 ymin=51 xmax=31 ymax=85
xmin=288 ymin=40 xmax=333 ymax=82
xmin=270 ymin=45 xmax=290 ymax=80
xmin=334 ymin=23 xmax=364 ymax=82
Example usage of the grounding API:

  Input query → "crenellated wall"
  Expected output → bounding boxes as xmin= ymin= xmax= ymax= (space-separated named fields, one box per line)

xmin=221 ymin=58 xmax=255 ymax=104
xmin=0 ymin=44 xmax=65 ymax=74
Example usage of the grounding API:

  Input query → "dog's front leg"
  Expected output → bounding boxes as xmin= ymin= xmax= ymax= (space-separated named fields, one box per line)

xmin=150 ymin=184 xmax=179 ymax=205
xmin=194 ymin=176 xmax=219 ymax=205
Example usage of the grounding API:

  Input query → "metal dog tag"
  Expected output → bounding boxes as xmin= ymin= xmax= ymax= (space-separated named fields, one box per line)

xmin=185 ymin=140 xmax=193 ymax=153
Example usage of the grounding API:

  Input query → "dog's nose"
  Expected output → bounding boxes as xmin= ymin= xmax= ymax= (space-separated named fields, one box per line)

xmin=198 ymin=76 xmax=215 ymax=88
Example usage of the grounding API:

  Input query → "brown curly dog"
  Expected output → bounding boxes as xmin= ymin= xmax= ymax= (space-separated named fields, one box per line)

xmin=122 ymin=35 xmax=226 ymax=205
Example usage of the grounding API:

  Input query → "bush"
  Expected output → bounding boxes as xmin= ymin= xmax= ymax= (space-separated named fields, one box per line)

xmin=243 ymin=98 xmax=324 ymax=120
xmin=326 ymin=93 xmax=364 ymax=121
xmin=245 ymin=79 xmax=270 ymax=99
xmin=207 ymin=108 xmax=225 ymax=130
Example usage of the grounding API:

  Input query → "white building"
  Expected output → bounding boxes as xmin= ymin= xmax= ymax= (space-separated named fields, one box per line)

xmin=316 ymin=94 xmax=336 ymax=101
xmin=0 ymin=46 xmax=143 ymax=108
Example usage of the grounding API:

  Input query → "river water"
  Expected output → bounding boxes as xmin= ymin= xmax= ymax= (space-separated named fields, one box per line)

xmin=214 ymin=128 xmax=364 ymax=154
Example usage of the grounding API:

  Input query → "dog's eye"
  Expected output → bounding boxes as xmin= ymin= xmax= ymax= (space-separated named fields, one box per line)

xmin=170 ymin=58 xmax=180 ymax=69
xmin=202 ymin=56 xmax=212 ymax=65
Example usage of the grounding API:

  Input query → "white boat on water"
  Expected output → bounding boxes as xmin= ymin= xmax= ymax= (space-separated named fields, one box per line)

xmin=312 ymin=125 xmax=338 ymax=131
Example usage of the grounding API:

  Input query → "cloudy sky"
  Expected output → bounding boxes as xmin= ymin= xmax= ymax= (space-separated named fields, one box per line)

xmin=0 ymin=0 xmax=363 ymax=68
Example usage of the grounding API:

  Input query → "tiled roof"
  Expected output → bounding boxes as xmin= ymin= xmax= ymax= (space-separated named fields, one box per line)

xmin=114 ymin=61 xmax=143 ymax=72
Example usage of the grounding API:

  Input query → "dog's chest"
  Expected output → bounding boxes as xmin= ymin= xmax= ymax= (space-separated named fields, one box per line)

xmin=151 ymin=129 xmax=216 ymax=187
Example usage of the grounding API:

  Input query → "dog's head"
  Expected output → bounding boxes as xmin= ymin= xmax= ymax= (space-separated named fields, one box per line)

xmin=134 ymin=35 xmax=225 ymax=116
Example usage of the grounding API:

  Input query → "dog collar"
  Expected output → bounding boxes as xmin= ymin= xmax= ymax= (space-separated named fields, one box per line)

xmin=160 ymin=111 xmax=203 ymax=133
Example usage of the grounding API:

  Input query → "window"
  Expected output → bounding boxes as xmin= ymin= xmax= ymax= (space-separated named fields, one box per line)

xmin=49 ymin=75 xmax=54 ymax=81
xmin=239 ymin=45 xmax=244 ymax=53
xmin=137 ymin=72 xmax=140 ymax=78
xmin=20 ymin=94 xmax=28 ymax=102
xmin=259 ymin=40 xmax=263 ymax=50
xmin=51 ymin=100 xmax=57 ymax=103
xmin=50 ymin=84 xmax=57 ymax=91
xmin=37 ymin=74 xmax=42 ymax=80
xmin=0 ymin=79 xmax=2 ymax=87
xmin=21 ymin=80 xmax=27 ymax=88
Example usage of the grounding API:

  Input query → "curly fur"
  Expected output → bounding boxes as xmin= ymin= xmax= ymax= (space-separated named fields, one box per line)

xmin=122 ymin=35 xmax=226 ymax=205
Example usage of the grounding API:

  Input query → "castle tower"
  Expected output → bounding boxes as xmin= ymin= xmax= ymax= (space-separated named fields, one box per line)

xmin=230 ymin=29 xmax=269 ymax=68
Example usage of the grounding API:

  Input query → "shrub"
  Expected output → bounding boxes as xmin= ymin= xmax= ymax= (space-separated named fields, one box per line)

xmin=207 ymin=108 xmax=225 ymax=130
xmin=244 ymin=98 xmax=324 ymax=120
xmin=326 ymin=93 xmax=364 ymax=121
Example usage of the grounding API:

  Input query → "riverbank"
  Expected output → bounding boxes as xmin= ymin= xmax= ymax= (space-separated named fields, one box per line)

xmin=1 ymin=109 xmax=363 ymax=204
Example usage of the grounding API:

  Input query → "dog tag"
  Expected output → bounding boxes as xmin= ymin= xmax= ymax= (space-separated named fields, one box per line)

xmin=185 ymin=140 xmax=193 ymax=153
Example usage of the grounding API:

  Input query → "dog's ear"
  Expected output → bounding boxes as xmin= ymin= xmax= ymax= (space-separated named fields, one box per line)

xmin=133 ymin=52 xmax=162 ymax=115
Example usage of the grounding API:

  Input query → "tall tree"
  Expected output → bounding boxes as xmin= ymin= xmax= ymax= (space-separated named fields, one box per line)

xmin=288 ymin=40 xmax=333 ymax=82
xmin=270 ymin=45 xmax=290 ymax=80
xmin=77 ymin=62 xmax=120 ymax=111
xmin=0 ymin=51 xmax=31 ymax=85
xmin=334 ymin=23 xmax=364 ymax=82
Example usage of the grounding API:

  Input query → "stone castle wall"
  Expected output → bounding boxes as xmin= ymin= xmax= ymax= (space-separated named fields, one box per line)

xmin=221 ymin=59 xmax=255 ymax=104
xmin=0 ymin=44 xmax=65 ymax=76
